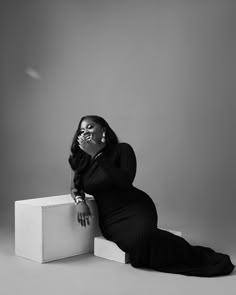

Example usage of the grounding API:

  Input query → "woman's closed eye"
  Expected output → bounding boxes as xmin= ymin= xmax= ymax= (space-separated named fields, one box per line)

xmin=80 ymin=124 xmax=94 ymax=134
xmin=87 ymin=124 xmax=93 ymax=130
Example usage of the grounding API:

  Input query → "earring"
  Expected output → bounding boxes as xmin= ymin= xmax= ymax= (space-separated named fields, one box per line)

xmin=101 ymin=132 xmax=106 ymax=143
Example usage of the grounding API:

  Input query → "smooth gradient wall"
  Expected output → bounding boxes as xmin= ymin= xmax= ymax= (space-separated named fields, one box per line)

xmin=1 ymin=0 xmax=235 ymax=253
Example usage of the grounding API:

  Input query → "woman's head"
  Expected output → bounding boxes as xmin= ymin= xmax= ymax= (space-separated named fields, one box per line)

xmin=70 ymin=115 xmax=119 ymax=154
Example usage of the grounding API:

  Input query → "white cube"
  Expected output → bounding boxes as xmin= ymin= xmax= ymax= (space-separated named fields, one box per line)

xmin=15 ymin=194 xmax=101 ymax=263
xmin=160 ymin=228 xmax=182 ymax=237
xmin=94 ymin=236 xmax=130 ymax=263
xmin=94 ymin=228 xmax=182 ymax=264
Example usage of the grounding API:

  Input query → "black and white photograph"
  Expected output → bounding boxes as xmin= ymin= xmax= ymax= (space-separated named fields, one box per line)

xmin=1 ymin=1 xmax=235 ymax=294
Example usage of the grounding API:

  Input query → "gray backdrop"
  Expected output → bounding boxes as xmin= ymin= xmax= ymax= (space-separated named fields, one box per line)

xmin=1 ymin=0 xmax=235 ymax=255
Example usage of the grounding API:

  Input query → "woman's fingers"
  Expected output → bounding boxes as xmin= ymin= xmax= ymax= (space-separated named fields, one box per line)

xmin=78 ymin=136 xmax=90 ymax=150
xmin=86 ymin=217 xmax=90 ymax=226
xmin=84 ymin=134 xmax=91 ymax=141
xmin=80 ymin=213 xmax=85 ymax=227
xmin=77 ymin=136 xmax=84 ymax=145
xmin=78 ymin=213 xmax=82 ymax=224
xmin=78 ymin=213 xmax=84 ymax=227
xmin=78 ymin=134 xmax=93 ymax=143
xmin=78 ymin=212 xmax=91 ymax=227
xmin=82 ymin=213 xmax=87 ymax=227
xmin=83 ymin=213 xmax=91 ymax=227
xmin=77 ymin=137 xmax=86 ymax=151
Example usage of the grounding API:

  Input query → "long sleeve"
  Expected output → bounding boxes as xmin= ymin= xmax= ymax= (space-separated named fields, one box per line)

xmin=95 ymin=143 xmax=137 ymax=190
xmin=68 ymin=149 xmax=90 ymax=172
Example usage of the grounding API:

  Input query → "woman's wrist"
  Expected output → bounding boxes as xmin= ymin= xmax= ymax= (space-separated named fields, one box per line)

xmin=71 ymin=188 xmax=87 ymax=205
xmin=74 ymin=195 xmax=87 ymax=205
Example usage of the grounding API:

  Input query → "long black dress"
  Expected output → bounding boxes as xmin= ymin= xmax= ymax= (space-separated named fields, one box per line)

xmin=71 ymin=142 xmax=234 ymax=277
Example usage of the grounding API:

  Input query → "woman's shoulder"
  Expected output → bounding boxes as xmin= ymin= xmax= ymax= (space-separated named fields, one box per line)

xmin=107 ymin=142 xmax=135 ymax=153
xmin=115 ymin=142 xmax=135 ymax=154
xmin=105 ymin=142 xmax=136 ymax=161
xmin=118 ymin=142 xmax=133 ymax=148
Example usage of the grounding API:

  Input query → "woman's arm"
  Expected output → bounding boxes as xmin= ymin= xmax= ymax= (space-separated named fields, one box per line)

xmin=70 ymin=169 xmax=92 ymax=227
xmin=70 ymin=170 xmax=77 ymax=199
xmin=95 ymin=143 xmax=137 ymax=190
xmin=70 ymin=169 xmax=87 ymax=203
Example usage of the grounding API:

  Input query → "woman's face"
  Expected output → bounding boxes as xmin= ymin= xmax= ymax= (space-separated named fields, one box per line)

xmin=79 ymin=119 xmax=105 ymax=144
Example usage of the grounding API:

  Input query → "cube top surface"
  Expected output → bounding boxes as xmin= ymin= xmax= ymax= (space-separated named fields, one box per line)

xmin=15 ymin=194 xmax=94 ymax=207
xmin=95 ymin=236 xmax=106 ymax=240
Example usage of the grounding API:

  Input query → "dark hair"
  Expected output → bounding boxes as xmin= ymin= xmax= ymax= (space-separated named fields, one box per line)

xmin=69 ymin=115 xmax=119 ymax=170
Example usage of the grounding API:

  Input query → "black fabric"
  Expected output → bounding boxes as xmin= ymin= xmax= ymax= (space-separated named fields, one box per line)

xmin=74 ymin=142 xmax=234 ymax=277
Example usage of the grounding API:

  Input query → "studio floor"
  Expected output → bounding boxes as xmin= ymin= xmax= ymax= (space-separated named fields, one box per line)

xmin=0 ymin=227 xmax=236 ymax=295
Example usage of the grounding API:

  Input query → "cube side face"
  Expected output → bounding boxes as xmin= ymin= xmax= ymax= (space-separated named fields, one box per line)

xmin=15 ymin=202 xmax=42 ymax=262
xmin=42 ymin=200 xmax=101 ymax=262
xmin=94 ymin=237 xmax=127 ymax=263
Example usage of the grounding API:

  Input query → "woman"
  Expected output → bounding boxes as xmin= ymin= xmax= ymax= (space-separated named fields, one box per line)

xmin=68 ymin=115 xmax=234 ymax=277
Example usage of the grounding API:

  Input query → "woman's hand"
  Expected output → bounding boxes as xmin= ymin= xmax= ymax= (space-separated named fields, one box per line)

xmin=75 ymin=202 xmax=92 ymax=227
xmin=77 ymin=134 xmax=104 ymax=157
